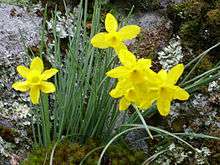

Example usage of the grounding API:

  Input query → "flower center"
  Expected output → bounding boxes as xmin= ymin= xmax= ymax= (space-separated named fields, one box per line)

xmin=108 ymin=33 xmax=120 ymax=46
xmin=27 ymin=70 xmax=42 ymax=85
xmin=31 ymin=76 xmax=40 ymax=83
xmin=111 ymin=36 xmax=117 ymax=43
xmin=129 ymin=69 xmax=145 ymax=84
xmin=126 ymin=88 xmax=136 ymax=101
xmin=160 ymin=86 xmax=165 ymax=92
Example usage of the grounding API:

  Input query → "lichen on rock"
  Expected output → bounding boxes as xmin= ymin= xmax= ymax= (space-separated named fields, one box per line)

xmin=47 ymin=9 xmax=79 ymax=39
xmin=0 ymin=3 xmax=42 ymax=164
xmin=126 ymin=11 xmax=172 ymax=60
xmin=158 ymin=35 xmax=183 ymax=70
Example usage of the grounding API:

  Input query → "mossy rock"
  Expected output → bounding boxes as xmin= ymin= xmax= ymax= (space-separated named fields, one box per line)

xmin=21 ymin=139 xmax=145 ymax=165
xmin=127 ymin=0 xmax=161 ymax=11
xmin=169 ymin=0 xmax=209 ymax=18
xmin=207 ymin=9 xmax=220 ymax=25
xmin=0 ymin=125 xmax=19 ymax=143
xmin=167 ymin=0 xmax=220 ymax=50
xmin=206 ymin=8 xmax=220 ymax=43
xmin=167 ymin=0 xmax=210 ymax=29
xmin=179 ymin=20 xmax=201 ymax=48
xmin=196 ymin=55 xmax=214 ymax=73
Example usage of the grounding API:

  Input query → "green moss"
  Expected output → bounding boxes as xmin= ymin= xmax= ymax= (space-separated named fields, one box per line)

xmin=197 ymin=56 xmax=214 ymax=72
xmin=207 ymin=9 xmax=220 ymax=25
xmin=179 ymin=20 xmax=201 ymax=48
xmin=22 ymin=139 xmax=145 ymax=164
xmin=0 ymin=125 xmax=18 ymax=143
xmin=167 ymin=0 xmax=220 ymax=51
xmin=128 ymin=0 xmax=161 ymax=11
xmin=167 ymin=0 xmax=209 ymax=22
xmin=206 ymin=8 xmax=220 ymax=44
xmin=185 ymin=55 xmax=214 ymax=83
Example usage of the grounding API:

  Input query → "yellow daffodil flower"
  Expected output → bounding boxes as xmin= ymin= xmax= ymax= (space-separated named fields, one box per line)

xmin=106 ymin=49 xmax=158 ymax=110
xmin=106 ymin=49 xmax=190 ymax=115
xmin=91 ymin=13 xmax=140 ymax=53
xmin=106 ymin=49 xmax=154 ymax=83
xmin=154 ymin=64 xmax=190 ymax=116
xmin=12 ymin=57 xmax=58 ymax=104
xmin=113 ymin=80 xmax=158 ymax=111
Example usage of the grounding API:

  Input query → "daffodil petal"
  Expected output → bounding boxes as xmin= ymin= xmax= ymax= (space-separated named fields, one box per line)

xmin=137 ymin=58 xmax=152 ymax=70
xmin=30 ymin=57 xmax=44 ymax=73
xmin=17 ymin=66 xmax=30 ymax=78
xmin=109 ymin=79 xmax=131 ymax=98
xmin=168 ymin=64 xmax=184 ymax=84
xmin=158 ymin=69 xmax=167 ymax=81
xmin=30 ymin=86 xmax=40 ymax=104
xmin=174 ymin=86 xmax=190 ymax=100
xmin=139 ymin=98 xmax=152 ymax=109
xmin=105 ymin=13 xmax=118 ymax=32
xmin=146 ymin=69 xmax=160 ymax=84
xmin=156 ymin=86 xmax=173 ymax=116
xmin=118 ymin=25 xmax=141 ymax=40
xmin=12 ymin=81 xmax=29 ymax=92
xmin=109 ymin=88 xmax=122 ymax=98
xmin=118 ymin=49 xmax=136 ymax=66
xmin=106 ymin=66 xmax=128 ymax=78
xmin=91 ymin=33 xmax=110 ymax=48
xmin=40 ymin=82 xmax=56 ymax=93
xmin=119 ymin=97 xmax=130 ymax=111
xmin=145 ymin=89 xmax=159 ymax=104
xmin=157 ymin=97 xmax=171 ymax=116
xmin=135 ymin=85 xmax=157 ymax=109
xmin=114 ymin=42 xmax=128 ymax=54
xmin=128 ymin=69 xmax=145 ymax=84
xmin=41 ymin=68 xmax=58 ymax=80
xmin=125 ymin=88 xmax=136 ymax=101
xmin=139 ymin=95 xmax=155 ymax=109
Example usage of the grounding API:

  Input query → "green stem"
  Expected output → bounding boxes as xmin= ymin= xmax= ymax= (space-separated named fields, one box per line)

xmin=182 ymin=42 xmax=220 ymax=84
xmin=180 ymin=65 xmax=220 ymax=87
xmin=185 ymin=42 xmax=220 ymax=68
xmin=133 ymin=105 xmax=153 ymax=139
xmin=40 ymin=94 xmax=51 ymax=146
xmin=97 ymin=127 xmax=141 ymax=165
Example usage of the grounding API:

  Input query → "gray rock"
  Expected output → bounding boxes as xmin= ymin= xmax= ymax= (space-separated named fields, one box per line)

xmin=125 ymin=11 xmax=170 ymax=30
xmin=0 ymin=3 xmax=42 ymax=101
xmin=124 ymin=11 xmax=172 ymax=59
xmin=160 ymin=0 xmax=185 ymax=8
xmin=0 ymin=4 xmax=41 ymax=61
xmin=0 ymin=3 xmax=42 ymax=163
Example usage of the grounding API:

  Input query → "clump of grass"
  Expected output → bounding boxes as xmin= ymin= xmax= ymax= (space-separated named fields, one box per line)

xmin=30 ymin=0 xmax=121 ymax=147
